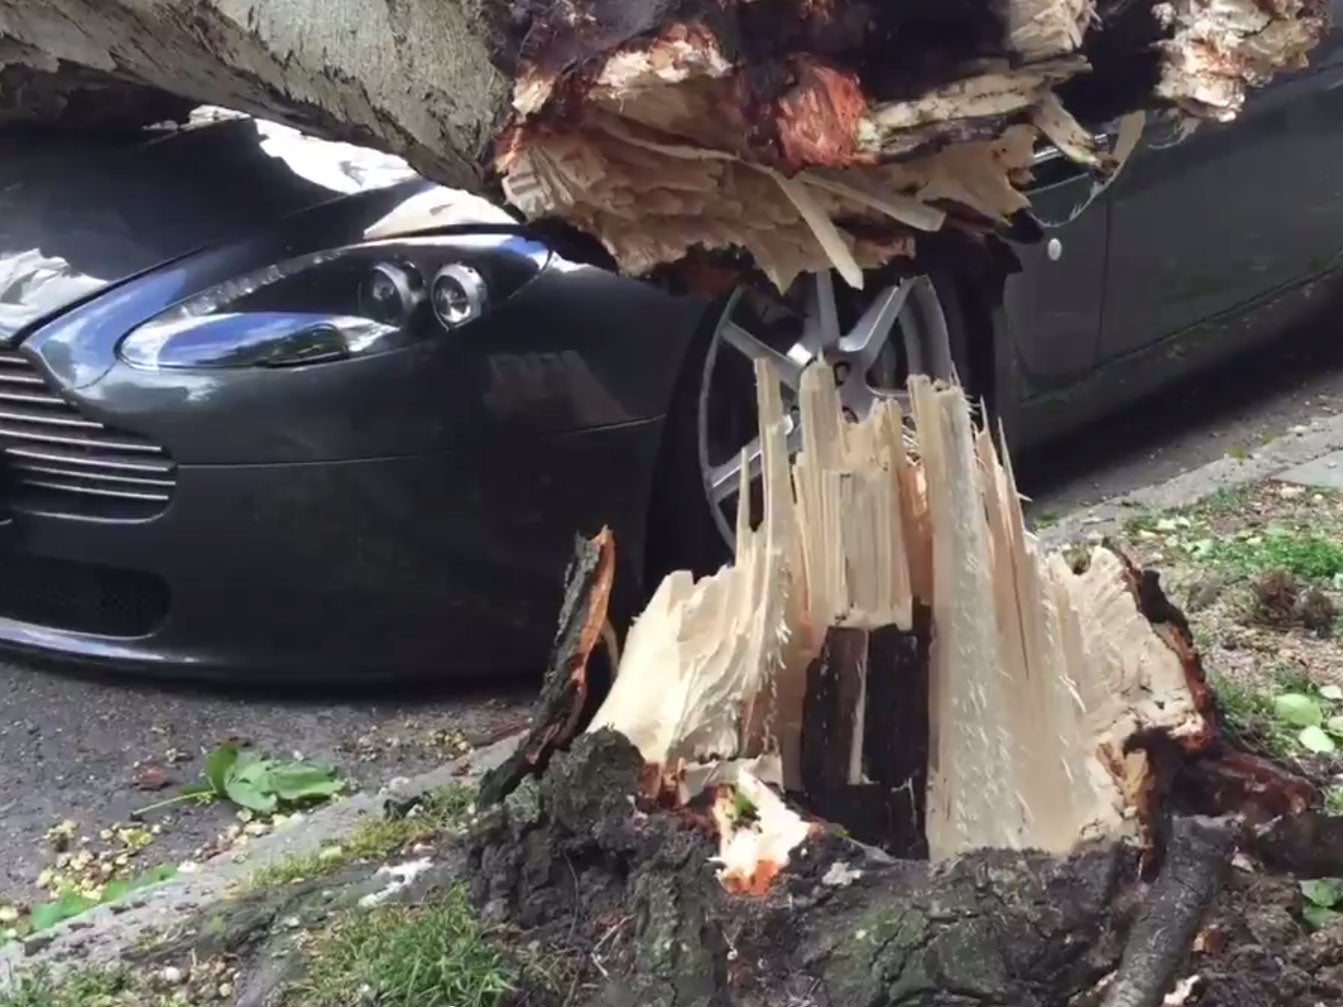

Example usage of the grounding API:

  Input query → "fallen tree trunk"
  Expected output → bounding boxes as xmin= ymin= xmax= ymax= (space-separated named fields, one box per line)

xmin=0 ymin=1 xmax=1328 ymax=287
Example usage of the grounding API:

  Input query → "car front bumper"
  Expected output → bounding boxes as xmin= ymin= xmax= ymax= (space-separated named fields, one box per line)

xmin=0 ymin=418 xmax=663 ymax=680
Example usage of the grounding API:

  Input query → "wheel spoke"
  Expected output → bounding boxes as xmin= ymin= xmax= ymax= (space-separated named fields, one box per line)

xmin=707 ymin=415 xmax=801 ymax=504
xmin=801 ymin=270 xmax=841 ymax=352
xmin=721 ymin=321 xmax=808 ymax=389
xmin=839 ymin=281 xmax=912 ymax=368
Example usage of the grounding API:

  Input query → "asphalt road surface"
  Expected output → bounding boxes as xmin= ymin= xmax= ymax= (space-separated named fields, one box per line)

xmin=4 ymin=322 xmax=1343 ymax=907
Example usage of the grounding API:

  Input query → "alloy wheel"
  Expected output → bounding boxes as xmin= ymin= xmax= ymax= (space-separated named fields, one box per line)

xmin=696 ymin=271 xmax=954 ymax=548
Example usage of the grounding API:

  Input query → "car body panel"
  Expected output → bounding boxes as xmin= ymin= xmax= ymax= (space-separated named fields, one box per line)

xmin=1001 ymin=171 xmax=1109 ymax=394
xmin=1100 ymin=58 xmax=1343 ymax=360
xmin=0 ymin=419 xmax=662 ymax=678
xmin=24 ymin=239 xmax=701 ymax=464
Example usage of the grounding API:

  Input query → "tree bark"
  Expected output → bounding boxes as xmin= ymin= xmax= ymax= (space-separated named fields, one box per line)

xmin=0 ymin=0 xmax=514 ymax=190
xmin=478 ymin=527 xmax=616 ymax=809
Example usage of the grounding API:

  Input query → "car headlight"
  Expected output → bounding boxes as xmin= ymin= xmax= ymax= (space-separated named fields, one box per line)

xmin=118 ymin=235 xmax=546 ymax=369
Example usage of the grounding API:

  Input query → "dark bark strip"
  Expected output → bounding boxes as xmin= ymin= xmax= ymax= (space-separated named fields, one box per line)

xmin=864 ymin=609 xmax=932 ymax=857
xmin=801 ymin=625 xmax=869 ymax=796
xmin=795 ymin=613 xmax=931 ymax=858
xmin=478 ymin=527 xmax=615 ymax=808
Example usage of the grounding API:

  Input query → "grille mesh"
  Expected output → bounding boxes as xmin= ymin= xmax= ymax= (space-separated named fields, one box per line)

xmin=0 ymin=350 xmax=176 ymax=518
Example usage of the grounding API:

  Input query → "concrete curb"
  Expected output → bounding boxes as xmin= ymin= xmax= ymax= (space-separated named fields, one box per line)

xmin=0 ymin=734 xmax=519 ymax=979
xmin=1041 ymin=410 xmax=1343 ymax=548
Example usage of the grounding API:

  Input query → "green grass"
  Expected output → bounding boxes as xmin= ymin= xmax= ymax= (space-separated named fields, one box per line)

xmin=1209 ymin=530 xmax=1343 ymax=581
xmin=1032 ymin=510 xmax=1060 ymax=529
xmin=1123 ymin=511 xmax=1159 ymax=535
xmin=252 ymin=785 xmax=475 ymax=888
xmin=1210 ymin=671 xmax=1296 ymax=760
xmin=1195 ymin=485 xmax=1255 ymax=517
xmin=287 ymin=886 xmax=514 ymax=1007
xmin=0 ymin=967 xmax=139 ymax=1007
xmin=1326 ymin=786 xmax=1343 ymax=818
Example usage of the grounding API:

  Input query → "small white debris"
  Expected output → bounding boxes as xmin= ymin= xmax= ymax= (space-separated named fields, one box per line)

xmin=821 ymin=861 xmax=863 ymax=888
xmin=1279 ymin=485 xmax=1306 ymax=499
xmin=1291 ymin=425 xmax=1309 ymax=435
xmin=177 ymin=860 xmax=200 ymax=874
xmin=854 ymin=929 xmax=868 ymax=941
xmin=1164 ymin=974 xmax=1201 ymax=1005
xmin=358 ymin=858 xmax=435 ymax=908
xmin=0 ymin=906 xmax=17 ymax=924
xmin=217 ymin=983 xmax=234 ymax=1000
xmin=1231 ymin=851 xmax=1256 ymax=873
xmin=159 ymin=966 xmax=185 ymax=985
xmin=1156 ymin=518 xmax=1179 ymax=532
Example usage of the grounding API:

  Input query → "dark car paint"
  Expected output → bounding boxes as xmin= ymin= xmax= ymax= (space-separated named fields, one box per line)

xmin=0 ymin=120 xmax=703 ymax=678
xmin=1001 ymin=2 xmax=1343 ymax=446
xmin=0 ymin=421 xmax=663 ymax=677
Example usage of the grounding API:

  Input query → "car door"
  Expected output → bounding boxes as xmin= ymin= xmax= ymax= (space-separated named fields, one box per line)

xmin=1097 ymin=13 xmax=1343 ymax=361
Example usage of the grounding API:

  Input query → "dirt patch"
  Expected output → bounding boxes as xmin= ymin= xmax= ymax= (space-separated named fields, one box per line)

xmin=1115 ymin=482 xmax=1343 ymax=773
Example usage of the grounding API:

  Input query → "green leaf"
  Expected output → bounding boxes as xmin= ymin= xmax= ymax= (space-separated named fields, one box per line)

xmin=1301 ymin=878 xmax=1343 ymax=907
xmin=1327 ymin=716 xmax=1343 ymax=738
xmin=204 ymin=744 xmax=240 ymax=797
xmin=1304 ymin=903 xmax=1343 ymax=931
xmin=29 ymin=892 xmax=95 ymax=933
xmin=1323 ymin=685 xmax=1343 ymax=702
xmin=1300 ymin=725 xmax=1337 ymax=754
xmin=267 ymin=762 xmax=344 ymax=804
xmin=225 ymin=758 xmax=278 ymax=814
xmin=1275 ymin=693 xmax=1324 ymax=728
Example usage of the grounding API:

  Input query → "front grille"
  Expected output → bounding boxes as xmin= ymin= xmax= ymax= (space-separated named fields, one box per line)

xmin=0 ymin=554 xmax=168 ymax=637
xmin=0 ymin=350 xmax=176 ymax=519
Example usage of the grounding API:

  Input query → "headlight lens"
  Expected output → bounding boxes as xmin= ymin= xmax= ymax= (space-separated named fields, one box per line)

xmin=118 ymin=235 xmax=546 ymax=369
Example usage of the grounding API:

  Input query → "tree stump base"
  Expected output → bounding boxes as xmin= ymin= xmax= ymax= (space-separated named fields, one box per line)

xmin=469 ymin=732 xmax=1255 ymax=1007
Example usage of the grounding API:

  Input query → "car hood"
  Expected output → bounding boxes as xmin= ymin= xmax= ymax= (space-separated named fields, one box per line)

xmin=0 ymin=111 xmax=510 ymax=342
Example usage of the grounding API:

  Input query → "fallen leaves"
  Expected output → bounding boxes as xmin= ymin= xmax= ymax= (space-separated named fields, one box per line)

xmin=137 ymin=743 xmax=346 ymax=817
xmin=1271 ymin=686 xmax=1343 ymax=755
xmin=1300 ymin=877 xmax=1343 ymax=930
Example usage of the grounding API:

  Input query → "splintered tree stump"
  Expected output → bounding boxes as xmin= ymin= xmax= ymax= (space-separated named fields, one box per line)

xmin=470 ymin=367 xmax=1328 ymax=1006
xmin=477 ymin=527 xmax=614 ymax=809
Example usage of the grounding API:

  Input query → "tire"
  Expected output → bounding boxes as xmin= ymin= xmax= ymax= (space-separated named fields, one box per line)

xmin=645 ymin=270 xmax=976 ymax=584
